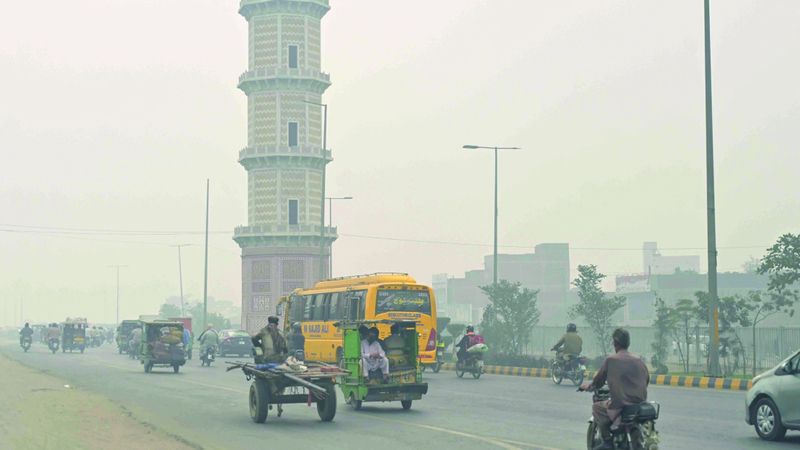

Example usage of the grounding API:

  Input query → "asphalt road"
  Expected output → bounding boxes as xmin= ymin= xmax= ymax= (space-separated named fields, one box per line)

xmin=2 ymin=339 xmax=798 ymax=450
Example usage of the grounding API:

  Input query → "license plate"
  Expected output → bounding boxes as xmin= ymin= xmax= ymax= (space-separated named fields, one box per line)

xmin=238 ymin=341 xmax=245 ymax=345
xmin=74 ymin=338 xmax=84 ymax=342
xmin=580 ymin=365 xmax=586 ymax=370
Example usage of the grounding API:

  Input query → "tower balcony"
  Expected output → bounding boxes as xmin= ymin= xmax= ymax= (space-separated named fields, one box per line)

xmin=238 ymin=68 xmax=331 ymax=95
xmin=239 ymin=0 xmax=330 ymax=21
xmin=233 ymin=224 xmax=338 ymax=249
xmin=238 ymin=145 xmax=332 ymax=170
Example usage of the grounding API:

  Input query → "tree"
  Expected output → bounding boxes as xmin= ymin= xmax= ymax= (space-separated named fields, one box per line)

xmin=479 ymin=279 xmax=541 ymax=355
xmin=185 ymin=302 xmax=231 ymax=331
xmin=159 ymin=303 xmax=182 ymax=319
xmin=758 ymin=233 xmax=800 ymax=293
xmin=650 ymin=294 xmax=675 ymax=374
xmin=669 ymin=298 xmax=699 ymax=373
xmin=568 ymin=265 xmax=627 ymax=356
xmin=743 ymin=290 xmax=796 ymax=377
xmin=742 ymin=256 xmax=762 ymax=275
xmin=696 ymin=292 xmax=751 ymax=377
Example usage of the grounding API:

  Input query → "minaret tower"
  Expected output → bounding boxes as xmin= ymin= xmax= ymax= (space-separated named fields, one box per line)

xmin=234 ymin=0 xmax=336 ymax=333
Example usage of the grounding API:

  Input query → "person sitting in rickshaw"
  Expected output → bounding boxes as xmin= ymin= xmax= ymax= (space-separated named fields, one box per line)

xmin=252 ymin=316 xmax=288 ymax=364
xmin=361 ymin=327 xmax=389 ymax=382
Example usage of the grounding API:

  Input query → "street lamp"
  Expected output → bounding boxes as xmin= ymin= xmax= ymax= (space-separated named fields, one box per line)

xmin=107 ymin=265 xmax=128 ymax=325
xmin=463 ymin=145 xmax=521 ymax=285
xmin=170 ymin=244 xmax=191 ymax=317
xmin=326 ymin=196 xmax=353 ymax=276
xmin=303 ymin=100 xmax=329 ymax=282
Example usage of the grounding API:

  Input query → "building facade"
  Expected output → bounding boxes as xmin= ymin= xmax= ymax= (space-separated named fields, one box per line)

xmin=234 ymin=0 xmax=337 ymax=333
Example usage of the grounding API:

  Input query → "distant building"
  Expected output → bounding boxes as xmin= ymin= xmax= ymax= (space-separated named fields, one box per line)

xmin=643 ymin=242 xmax=700 ymax=275
xmin=434 ymin=244 xmax=571 ymax=325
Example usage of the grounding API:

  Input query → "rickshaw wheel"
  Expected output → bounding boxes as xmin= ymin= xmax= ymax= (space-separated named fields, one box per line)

xmin=349 ymin=393 xmax=362 ymax=411
xmin=173 ymin=364 xmax=180 ymax=373
xmin=250 ymin=380 xmax=270 ymax=423
xmin=80 ymin=347 xmax=84 ymax=354
xmin=401 ymin=400 xmax=412 ymax=410
xmin=316 ymin=383 xmax=337 ymax=422
xmin=144 ymin=363 xmax=152 ymax=373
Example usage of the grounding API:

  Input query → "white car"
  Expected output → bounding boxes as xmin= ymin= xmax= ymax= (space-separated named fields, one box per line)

xmin=745 ymin=349 xmax=800 ymax=441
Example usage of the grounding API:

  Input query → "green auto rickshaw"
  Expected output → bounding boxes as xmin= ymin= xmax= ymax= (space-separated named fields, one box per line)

xmin=61 ymin=318 xmax=87 ymax=353
xmin=338 ymin=320 xmax=428 ymax=411
xmin=139 ymin=319 xmax=186 ymax=373
xmin=117 ymin=319 xmax=140 ymax=355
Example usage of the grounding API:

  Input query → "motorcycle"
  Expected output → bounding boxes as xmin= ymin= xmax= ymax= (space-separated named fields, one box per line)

xmin=200 ymin=346 xmax=217 ymax=367
xmin=583 ymin=387 xmax=661 ymax=450
xmin=552 ymin=352 xmax=587 ymax=386
xmin=21 ymin=337 xmax=32 ymax=353
xmin=48 ymin=337 xmax=60 ymax=354
xmin=432 ymin=345 xmax=444 ymax=373
xmin=455 ymin=354 xmax=483 ymax=379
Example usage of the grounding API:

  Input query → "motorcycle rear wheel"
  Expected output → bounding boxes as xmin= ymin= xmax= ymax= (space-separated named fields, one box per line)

xmin=432 ymin=362 xmax=441 ymax=373
xmin=472 ymin=369 xmax=481 ymax=379
xmin=572 ymin=371 xmax=585 ymax=386
xmin=629 ymin=427 xmax=646 ymax=450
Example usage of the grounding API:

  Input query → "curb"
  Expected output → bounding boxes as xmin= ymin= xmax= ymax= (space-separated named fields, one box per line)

xmin=439 ymin=363 xmax=753 ymax=391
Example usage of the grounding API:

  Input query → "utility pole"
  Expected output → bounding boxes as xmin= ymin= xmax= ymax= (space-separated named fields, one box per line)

xmin=462 ymin=144 xmax=520 ymax=285
xmin=704 ymin=0 xmax=722 ymax=377
xmin=303 ymin=100 xmax=328 ymax=283
xmin=171 ymin=244 xmax=191 ymax=317
xmin=107 ymin=265 xmax=128 ymax=325
xmin=203 ymin=179 xmax=210 ymax=329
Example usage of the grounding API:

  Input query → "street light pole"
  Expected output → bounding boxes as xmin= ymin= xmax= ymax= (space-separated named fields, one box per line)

xmin=703 ymin=0 xmax=722 ymax=377
xmin=463 ymin=145 xmax=520 ymax=285
xmin=171 ymin=244 xmax=191 ymax=317
xmin=303 ymin=100 xmax=328 ymax=282
xmin=326 ymin=196 xmax=353 ymax=276
xmin=107 ymin=265 xmax=128 ymax=325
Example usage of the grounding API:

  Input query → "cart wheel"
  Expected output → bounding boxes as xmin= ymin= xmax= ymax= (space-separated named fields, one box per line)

xmin=316 ymin=383 xmax=337 ymax=422
xmin=349 ymin=393 xmax=362 ymax=411
xmin=250 ymin=380 xmax=270 ymax=423
xmin=144 ymin=363 xmax=151 ymax=373
xmin=173 ymin=364 xmax=180 ymax=373
xmin=80 ymin=347 xmax=84 ymax=354
xmin=401 ymin=400 xmax=412 ymax=410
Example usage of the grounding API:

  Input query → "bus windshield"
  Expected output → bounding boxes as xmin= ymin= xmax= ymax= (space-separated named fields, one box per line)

xmin=375 ymin=289 xmax=432 ymax=315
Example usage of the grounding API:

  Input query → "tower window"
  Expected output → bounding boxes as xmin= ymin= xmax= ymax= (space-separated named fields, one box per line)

xmin=288 ymin=199 xmax=299 ymax=225
xmin=288 ymin=122 xmax=298 ymax=147
xmin=288 ymin=45 xmax=299 ymax=69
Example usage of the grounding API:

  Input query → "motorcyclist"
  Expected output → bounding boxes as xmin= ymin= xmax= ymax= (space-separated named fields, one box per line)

xmin=552 ymin=323 xmax=583 ymax=367
xmin=20 ymin=323 xmax=34 ymax=346
xmin=198 ymin=324 xmax=219 ymax=359
xmin=580 ymin=328 xmax=649 ymax=450
xmin=455 ymin=325 xmax=481 ymax=362
xmin=286 ymin=322 xmax=305 ymax=355
xmin=128 ymin=327 xmax=142 ymax=354
xmin=44 ymin=323 xmax=61 ymax=342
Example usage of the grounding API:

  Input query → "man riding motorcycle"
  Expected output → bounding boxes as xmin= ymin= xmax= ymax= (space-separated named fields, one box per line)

xmin=198 ymin=324 xmax=219 ymax=360
xmin=580 ymin=328 xmax=649 ymax=450
xmin=552 ymin=323 xmax=583 ymax=367
xmin=455 ymin=325 xmax=483 ymax=362
xmin=20 ymin=323 xmax=34 ymax=346
xmin=44 ymin=323 xmax=61 ymax=342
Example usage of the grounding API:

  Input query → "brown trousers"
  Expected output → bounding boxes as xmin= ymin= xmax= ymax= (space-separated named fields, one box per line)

xmin=592 ymin=400 xmax=614 ymax=441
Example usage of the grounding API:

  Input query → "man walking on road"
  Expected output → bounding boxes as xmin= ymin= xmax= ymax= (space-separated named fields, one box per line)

xmin=580 ymin=328 xmax=649 ymax=450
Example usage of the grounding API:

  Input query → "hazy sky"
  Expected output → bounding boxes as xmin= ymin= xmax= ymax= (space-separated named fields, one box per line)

xmin=1 ymin=0 xmax=798 ymax=326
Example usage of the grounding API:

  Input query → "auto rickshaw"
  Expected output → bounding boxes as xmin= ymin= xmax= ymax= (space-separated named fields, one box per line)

xmin=337 ymin=320 xmax=428 ymax=410
xmin=61 ymin=318 xmax=87 ymax=353
xmin=117 ymin=320 xmax=140 ymax=354
xmin=139 ymin=319 xmax=186 ymax=373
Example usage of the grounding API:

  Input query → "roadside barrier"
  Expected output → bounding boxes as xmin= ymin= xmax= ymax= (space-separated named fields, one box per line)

xmin=439 ymin=363 xmax=753 ymax=391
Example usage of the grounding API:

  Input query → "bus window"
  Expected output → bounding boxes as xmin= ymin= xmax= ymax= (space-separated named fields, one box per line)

xmin=328 ymin=292 xmax=342 ymax=321
xmin=344 ymin=290 xmax=367 ymax=320
xmin=304 ymin=295 xmax=317 ymax=321
xmin=313 ymin=294 xmax=325 ymax=319
xmin=320 ymin=294 xmax=332 ymax=321
xmin=290 ymin=295 xmax=305 ymax=323
xmin=375 ymin=289 xmax=431 ymax=315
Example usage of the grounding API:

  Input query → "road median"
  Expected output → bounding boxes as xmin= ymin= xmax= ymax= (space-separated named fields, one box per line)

xmin=439 ymin=362 xmax=753 ymax=390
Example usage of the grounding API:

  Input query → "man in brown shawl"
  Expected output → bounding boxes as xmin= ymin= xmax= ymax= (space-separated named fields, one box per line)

xmin=252 ymin=316 xmax=288 ymax=364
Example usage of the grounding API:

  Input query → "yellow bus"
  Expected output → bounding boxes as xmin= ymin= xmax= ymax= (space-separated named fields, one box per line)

xmin=277 ymin=273 xmax=438 ymax=364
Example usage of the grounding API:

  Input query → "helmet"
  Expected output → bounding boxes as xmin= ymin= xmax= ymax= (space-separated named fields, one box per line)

xmin=292 ymin=322 xmax=302 ymax=332
xmin=466 ymin=325 xmax=475 ymax=333
xmin=567 ymin=323 xmax=577 ymax=333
